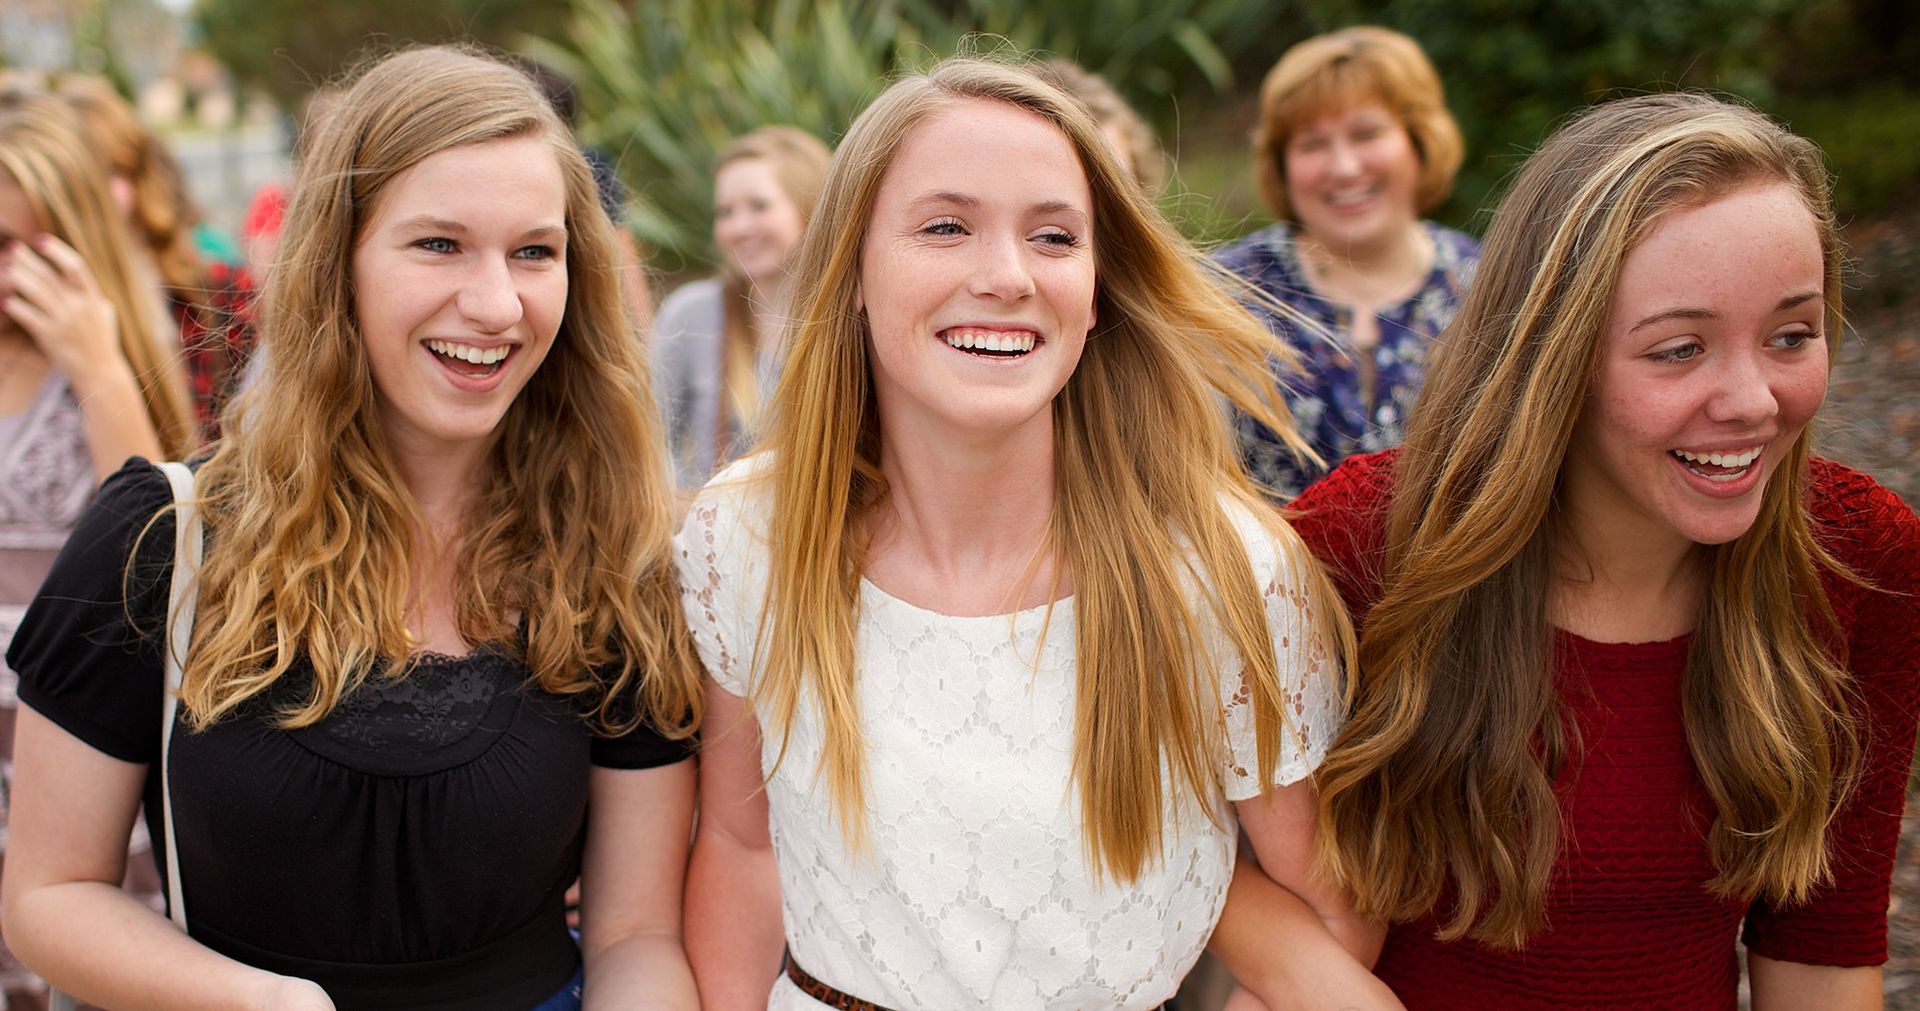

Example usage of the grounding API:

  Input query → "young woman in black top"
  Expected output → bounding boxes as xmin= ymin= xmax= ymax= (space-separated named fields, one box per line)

xmin=1 ymin=47 xmax=700 ymax=1011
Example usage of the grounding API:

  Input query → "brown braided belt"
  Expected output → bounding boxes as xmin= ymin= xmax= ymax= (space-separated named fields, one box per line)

xmin=783 ymin=956 xmax=1174 ymax=1010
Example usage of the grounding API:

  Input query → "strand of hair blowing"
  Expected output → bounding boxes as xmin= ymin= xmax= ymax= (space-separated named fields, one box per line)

xmin=1313 ymin=93 xmax=1859 ymax=948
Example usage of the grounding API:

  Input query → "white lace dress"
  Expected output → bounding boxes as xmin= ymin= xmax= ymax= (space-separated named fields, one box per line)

xmin=675 ymin=457 xmax=1342 ymax=1010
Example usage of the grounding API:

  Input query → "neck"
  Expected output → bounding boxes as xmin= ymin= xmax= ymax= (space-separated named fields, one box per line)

xmin=1553 ymin=496 xmax=1702 ymax=641
xmin=389 ymin=436 xmax=489 ymax=538
xmin=865 ymin=416 xmax=1059 ymax=612
xmin=1298 ymin=222 xmax=1431 ymax=303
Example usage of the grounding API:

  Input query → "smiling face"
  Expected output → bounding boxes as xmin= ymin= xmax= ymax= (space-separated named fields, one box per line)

xmin=350 ymin=134 xmax=568 ymax=464
xmin=1283 ymin=100 xmax=1422 ymax=254
xmin=713 ymin=156 xmax=807 ymax=285
xmin=857 ymin=97 xmax=1098 ymax=449
xmin=1562 ymin=179 xmax=1829 ymax=555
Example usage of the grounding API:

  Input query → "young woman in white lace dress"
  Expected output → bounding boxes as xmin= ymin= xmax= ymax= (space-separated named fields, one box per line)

xmin=678 ymin=58 xmax=1399 ymax=1011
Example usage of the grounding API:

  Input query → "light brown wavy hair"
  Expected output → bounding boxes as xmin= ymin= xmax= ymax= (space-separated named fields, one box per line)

xmin=1315 ymin=92 xmax=1858 ymax=947
xmin=178 ymin=46 xmax=699 ymax=737
xmin=1252 ymin=25 xmax=1463 ymax=222
xmin=713 ymin=125 xmax=831 ymax=439
xmin=0 ymin=90 xmax=195 ymax=459
xmin=749 ymin=56 xmax=1354 ymax=880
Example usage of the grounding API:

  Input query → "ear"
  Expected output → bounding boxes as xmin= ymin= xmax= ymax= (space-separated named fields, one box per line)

xmin=1087 ymin=287 xmax=1097 ymax=333
xmin=853 ymin=279 xmax=863 ymax=314
xmin=109 ymin=175 xmax=136 ymax=218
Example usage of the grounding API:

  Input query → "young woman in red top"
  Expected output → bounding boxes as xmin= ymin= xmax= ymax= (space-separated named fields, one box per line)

xmin=1214 ymin=92 xmax=1920 ymax=1008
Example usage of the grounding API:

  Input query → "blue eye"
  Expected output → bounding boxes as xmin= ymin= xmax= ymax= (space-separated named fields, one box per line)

xmin=415 ymin=237 xmax=457 ymax=254
xmin=515 ymin=244 xmax=559 ymax=261
xmin=1034 ymin=229 xmax=1080 ymax=248
xmin=1769 ymin=328 xmax=1821 ymax=351
xmin=1649 ymin=343 xmax=1702 ymax=364
xmin=922 ymin=218 xmax=966 ymax=237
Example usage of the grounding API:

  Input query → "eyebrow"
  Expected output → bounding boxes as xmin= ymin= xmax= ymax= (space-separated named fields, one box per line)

xmin=906 ymin=191 xmax=1089 ymax=221
xmin=393 ymin=215 xmax=567 ymax=242
xmin=1627 ymin=291 xmax=1822 ymax=333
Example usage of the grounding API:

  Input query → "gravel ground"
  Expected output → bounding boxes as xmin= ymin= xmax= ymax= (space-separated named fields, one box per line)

xmin=1814 ymin=209 xmax=1920 ymax=1006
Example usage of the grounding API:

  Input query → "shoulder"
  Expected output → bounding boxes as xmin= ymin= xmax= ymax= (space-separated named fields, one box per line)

xmin=1213 ymin=222 xmax=1296 ymax=275
xmin=1286 ymin=449 xmax=1399 ymax=609
xmin=677 ymin=454 xmax=776 ymax=568
xmin=1424 ymin=221 xmax=1482 ymax=286
xmin=655 ymin=277 xmax=724 ymax=333
xmin=1809 ymin=457 xmax=1920 ymax=593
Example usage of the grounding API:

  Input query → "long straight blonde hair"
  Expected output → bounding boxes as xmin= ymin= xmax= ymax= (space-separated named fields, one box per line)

xmin=0 ymin=90 xmax=195 ymax=458
xmin=180 ymin=46 xmax=699 ymax=737
xmin=751 ymin=56 xmax=1354 ymax=880
xmin=1315 ymin=92 xmax=1857 ymax=947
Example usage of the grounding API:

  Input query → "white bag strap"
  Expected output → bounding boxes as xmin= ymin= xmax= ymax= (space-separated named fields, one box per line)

xmin=154 ymin=461 xmax=199 ymax=933
xmin=49 ymin=464 xmax=201 ymax=1011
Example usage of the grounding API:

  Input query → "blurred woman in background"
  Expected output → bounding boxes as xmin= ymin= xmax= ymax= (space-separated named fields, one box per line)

xmin=1215 ymin=26 xmax=1478 ymax=497
xmin=56 ymin=75 xmax=257 ymax=439
xmin=651 ymin=125 xmax=829 ymax=491
xmin=0 ymin=86 xmax=197 ymax=1011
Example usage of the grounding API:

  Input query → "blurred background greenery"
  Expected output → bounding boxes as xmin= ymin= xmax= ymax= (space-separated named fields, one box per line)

xmin=6 ymin=0 xmax=1918 ymax=280
xmin=124 ymin=0 xmax=1920 ymax=275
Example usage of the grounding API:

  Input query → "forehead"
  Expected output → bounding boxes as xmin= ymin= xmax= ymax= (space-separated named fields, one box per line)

xmin=0 ymin=162 xmax=42 ymax=240
xmin=872 ymin=97 xmax=1090 ymax=212
xmin=367 ymin=135 xmax=567 ymax=229
xmin=715 ymin=157 xmax=783 ymax=199
xmin=1609 ymin=181 xmax=1824 ymax=322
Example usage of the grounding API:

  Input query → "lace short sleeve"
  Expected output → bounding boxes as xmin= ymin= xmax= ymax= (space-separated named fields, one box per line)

xmin=672 ymin=457 xmax=772 ymax=699
xmin=1216 ymin=503 xmax=1344 ymax=802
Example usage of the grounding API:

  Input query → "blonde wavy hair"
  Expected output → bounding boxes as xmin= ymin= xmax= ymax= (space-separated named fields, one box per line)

xmin=750 ymin=56 xmax=1354 ymax=880
xmin=180 ymin=46 xmax=699 ymax=737
xmin=0 ymin=89 xmax=195 ymax=458
xmin=1315 ymin=92 xmax=1857 ymax=947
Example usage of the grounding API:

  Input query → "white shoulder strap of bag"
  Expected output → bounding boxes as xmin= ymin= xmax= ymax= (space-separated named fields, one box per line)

xmin=154 ymin=460 xmax=199 ymax=933
xmin=47 ymin=463 xmax=199 ymax=1011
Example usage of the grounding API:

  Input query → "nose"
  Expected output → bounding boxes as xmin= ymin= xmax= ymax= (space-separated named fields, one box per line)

xmin=457 ymin=256 xmax=524 ymax=334
xmin=1705 ymin=347 xmax=1780 ymax=426
xmin=1326 ymin=138 xmax=1363 ymax=178
xmin=967 ymin=232 xmax=1036 ymax=302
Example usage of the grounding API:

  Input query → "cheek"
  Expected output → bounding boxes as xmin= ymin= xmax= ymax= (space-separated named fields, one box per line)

xmin=1777 ymin=359 xmax=1831 ymax=430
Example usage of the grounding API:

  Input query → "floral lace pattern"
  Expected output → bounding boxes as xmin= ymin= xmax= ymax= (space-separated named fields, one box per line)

xmin=675 ymin=458 xmax=1342 ymax=1010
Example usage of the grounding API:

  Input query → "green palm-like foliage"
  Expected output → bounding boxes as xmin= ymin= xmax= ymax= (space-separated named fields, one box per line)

xmin=525 ymin=0 xmax=1292 ymax=270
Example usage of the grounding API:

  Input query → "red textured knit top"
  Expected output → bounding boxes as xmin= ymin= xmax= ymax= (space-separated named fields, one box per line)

xmin=1289 ymin=450 xmax=1920 ymax=1010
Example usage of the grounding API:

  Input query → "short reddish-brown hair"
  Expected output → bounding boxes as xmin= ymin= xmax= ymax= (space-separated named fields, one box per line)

xmin=1252 ymin=26 xmax=1463 ymax=222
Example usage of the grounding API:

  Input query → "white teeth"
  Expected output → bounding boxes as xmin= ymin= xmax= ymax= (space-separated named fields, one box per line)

xmin=426 ymin=340 xmax=510 ymax=365
xmin=1673 ymin=446 xmax=1762 ymax=469
xmin=941 ymin=328 xmax=1036 ymax=354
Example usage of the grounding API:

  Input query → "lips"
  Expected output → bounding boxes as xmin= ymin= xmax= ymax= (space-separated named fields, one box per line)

xmin=938 ymin=325 xmax=1039 ymax=358
xmin=423 ymin=338 xmax=516 ymax=387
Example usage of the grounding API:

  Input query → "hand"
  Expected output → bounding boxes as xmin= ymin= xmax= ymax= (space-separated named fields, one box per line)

xmin=249 ymin=975 xmax=335 ymax=1011
xmin=0 ymin=235 xmax=129 ymax=394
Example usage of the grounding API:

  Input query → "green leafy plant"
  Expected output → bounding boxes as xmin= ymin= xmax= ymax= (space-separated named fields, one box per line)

xmin=529 ymin=0 xmax=1296 ymax=270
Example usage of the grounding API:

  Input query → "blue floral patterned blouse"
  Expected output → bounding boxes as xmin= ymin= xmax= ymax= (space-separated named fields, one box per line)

xmin=1214 ymin=220 xmax=1480 ymax=498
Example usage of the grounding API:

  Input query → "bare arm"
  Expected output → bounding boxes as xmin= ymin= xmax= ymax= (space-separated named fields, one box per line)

xmin=579 ymin=760 xmax=699 ymax=1010
xmin=1749 ymin=955 xmax=1881 ymax=1011
xmin=0 ymin=705 xmax=332 ymax=1011
xmin=683 ymin=679 xmax=784 ymax=1009
xmin=2 ymin=236 xmax=165 ymax=477
xmin=1208 ymin=781 xmax=1401 ymax=1011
